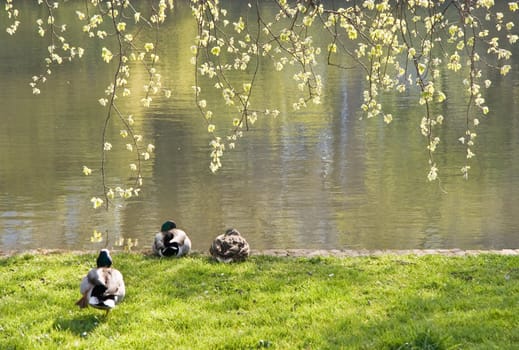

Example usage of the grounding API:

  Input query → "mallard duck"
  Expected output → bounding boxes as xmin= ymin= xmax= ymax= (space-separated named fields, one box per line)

xmin=152 ymin=220 xmax=192 ymax=257
xmin=76 ymin=249 xmax=125 ymax=314
xmin=209 ymin=228 xmax=250 ymax=263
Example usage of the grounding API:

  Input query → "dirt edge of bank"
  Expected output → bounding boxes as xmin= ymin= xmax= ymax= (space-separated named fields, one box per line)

xmin=1 ymin=248 xmax=518 ymax=258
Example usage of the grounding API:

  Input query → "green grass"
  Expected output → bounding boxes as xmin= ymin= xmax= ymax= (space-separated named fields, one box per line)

xmin=0 ymin=252 xmax=518 ymax=349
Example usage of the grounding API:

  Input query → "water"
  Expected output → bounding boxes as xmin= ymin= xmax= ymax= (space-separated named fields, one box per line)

xmin=1 ymin=3 xmax=518 ymax=253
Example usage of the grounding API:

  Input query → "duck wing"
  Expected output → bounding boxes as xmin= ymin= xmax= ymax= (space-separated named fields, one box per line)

xmin=211 ymin=234 xmax=250 ymax=262
xmin=93 ymin=268 xmax=125 ymax=308
xmin=76 ymin=268 xmax=98 ymax=308
xmin=78 ymin=268 xmax=125 ymax=309
xmin=154 ymin=229 xmax=191 ymax=257
xmin=152 ymin=232 xmax=167 ymax=256
xmin=171 ymin=229 xmax=191 ymax=256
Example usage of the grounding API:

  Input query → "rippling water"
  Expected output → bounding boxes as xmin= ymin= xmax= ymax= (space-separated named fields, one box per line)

xmin=1 ymin=3 xmax=518 ymax=253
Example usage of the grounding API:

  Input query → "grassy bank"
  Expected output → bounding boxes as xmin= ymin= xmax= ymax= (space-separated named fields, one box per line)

xmin=0 ymin=251 xmax=517 ymax=349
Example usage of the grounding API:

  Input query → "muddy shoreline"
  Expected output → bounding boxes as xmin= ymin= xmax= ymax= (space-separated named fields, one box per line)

xmin=1 ymin=248 xmax=518 ymax=258
xmin=254 ymin=248 xmax=519 ymax=257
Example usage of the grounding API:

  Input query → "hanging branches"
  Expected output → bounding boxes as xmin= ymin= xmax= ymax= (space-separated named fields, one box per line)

xmin=191 ymin=0 xmax=324 ymax=172
xmin=4 ymin=0 xmax=519 ymax=199
xmin=191 ymin=0 xmax=518 ymax=180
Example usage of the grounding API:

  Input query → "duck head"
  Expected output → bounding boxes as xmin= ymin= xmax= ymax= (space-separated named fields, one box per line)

xmin=161 ymin=220 xmax=177 ymax=232
xmin=225 ymin=228 xmax=241 ymax=236
xmin=96 ymin=249 xmax=113 ymax=268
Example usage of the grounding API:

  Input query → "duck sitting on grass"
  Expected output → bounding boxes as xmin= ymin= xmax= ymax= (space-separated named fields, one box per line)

xmin=152 ymin=220 xmax=192 ymax=257
xmin=76 ymin=249 xmax=125 ymax=315
xmin=210 ymin=228 xmax=250 ymax=263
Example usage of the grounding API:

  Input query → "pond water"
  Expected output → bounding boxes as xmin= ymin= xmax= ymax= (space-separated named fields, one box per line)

xmin=1 ymin=3 xmax=518 ymax=253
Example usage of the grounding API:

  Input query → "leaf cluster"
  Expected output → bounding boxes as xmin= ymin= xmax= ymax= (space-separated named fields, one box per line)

xmin=3 ymin=1 xmax=518 ymax=216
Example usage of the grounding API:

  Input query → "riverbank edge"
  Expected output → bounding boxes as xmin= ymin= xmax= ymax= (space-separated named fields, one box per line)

xmin=1 ymin=248 xmax=518 ymax=258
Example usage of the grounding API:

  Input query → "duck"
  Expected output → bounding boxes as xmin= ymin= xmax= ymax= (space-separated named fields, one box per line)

xmin=76 ymin=249 xmax=125 ymax=315
xmin=152 ymin=220 xmax=192 ymax=257
xmin=209 ymin=228 xmax=250 ymax=263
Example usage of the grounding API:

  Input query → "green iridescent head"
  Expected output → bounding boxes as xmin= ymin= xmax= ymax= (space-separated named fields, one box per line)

xmin=96 ymin=249 xmax=113 ymax=268
xmin=161 ymin=220 xmax=177 ymax=232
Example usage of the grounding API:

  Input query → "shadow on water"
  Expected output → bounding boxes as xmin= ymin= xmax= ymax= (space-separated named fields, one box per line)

xmin=53 ymin=314 xmax=103 ymax=336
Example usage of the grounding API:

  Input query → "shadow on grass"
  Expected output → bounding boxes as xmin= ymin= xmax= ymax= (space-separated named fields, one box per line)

xmin=53 ymin=314 xmax=102 ymax=336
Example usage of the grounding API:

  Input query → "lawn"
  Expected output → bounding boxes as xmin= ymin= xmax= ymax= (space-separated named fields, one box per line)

xmin=0 ymin=251 xmax=517 ymax=349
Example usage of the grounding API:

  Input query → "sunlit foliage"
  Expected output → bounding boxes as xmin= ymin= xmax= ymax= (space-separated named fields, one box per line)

xmin=4 ymin=0 xmax=173 ymax=214
xmin=192 ymin=0 xmax=518 ymax=179
xmin=4 ymin=0 xmax=518 ymax=212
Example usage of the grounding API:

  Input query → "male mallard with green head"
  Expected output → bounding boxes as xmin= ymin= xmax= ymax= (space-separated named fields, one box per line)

xmin=76 ymin=249 xmax=125 ymax=314
xmin=210 ymin=228 xmax=250 ymax=263
xmin=152 ymin=220 xmax=192 ymax=257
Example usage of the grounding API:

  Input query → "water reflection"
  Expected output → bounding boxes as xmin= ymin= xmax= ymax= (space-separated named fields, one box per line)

xmin=0 ymin=4 xmax=518 ymax=253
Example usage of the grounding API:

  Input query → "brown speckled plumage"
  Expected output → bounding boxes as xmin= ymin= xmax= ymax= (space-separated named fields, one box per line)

xmin=210 ymin=228 xmax=250 ymax=263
